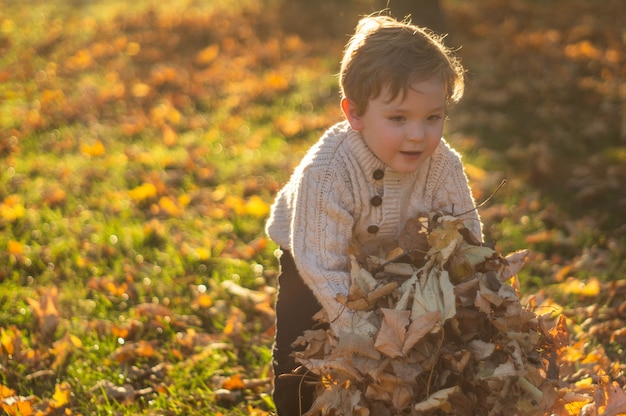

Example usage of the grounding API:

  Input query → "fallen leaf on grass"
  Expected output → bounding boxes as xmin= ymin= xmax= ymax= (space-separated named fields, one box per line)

xmin=89 ymin=380 xmax=151 ymax=405
xmin=1 ymin=394 xmax=36 ymax=416
xmin=26 ymin=286 xmax=61 ymax=343
xmin=219 ymin=374 xmax=271 ymax=391
xmin=50 ymin=381 xmax=71 ymax=409
xmin=110 ymin=340 xmax=160 ymax=363
xmin=50 ymin=332 xmax=82 ymax=370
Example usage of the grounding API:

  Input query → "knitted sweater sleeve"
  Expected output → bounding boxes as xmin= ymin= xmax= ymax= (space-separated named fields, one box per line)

xmin=430 ymin=143 xmax=483 ymax=241
xmin=289 ymin=161 xmax=358 ymax=333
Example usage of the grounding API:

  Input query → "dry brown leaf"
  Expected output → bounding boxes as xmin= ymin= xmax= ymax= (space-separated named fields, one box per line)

xmin=50 ymin=332 xmax=82 ymax=370
xmin=366 ymin=281 xmax=398 ymax=304
xmin=221 ymin=280 xmax=269 ymax=305
xmin=600 ymin=381 xmax=626 ymax=416
xmin=299 ymin=356 xmax=363 ymax=381
xmin=374 ymin=309 xmax=410 ymax=358
xmin=427 ymin=215 xmax=463 ymax=262
xmin=499 ymin=249 xmax=530 ymax=281
xmin=468 ymin=339 xmax=495 ymax=360
xmin=414 ymin=386 xmax=460 ymax=413
xmin=306 ymin=384 xmax=368 ymax=416
xmin=382 ymin=262 xmax=414 ymax=276
xmin=449 ymin=242 xmax=496 ymax=281
xmin=134 ymin=303 xmax=173 ymax=318
xmin=398 ymin=216 xmax=429 ymax=253
xmin=392 ymin=384 xmax=413 ymax=410
xmin=26 ymin=286 xmax=61 ymax=342
xmin=350 ymin=256 xmax=378 ymax=292
xmin=332 ymin=332 xmax=380 ymax=361
xmin=89 ymin=379 xmax=137 ymax=404
xmin=402 ymin=311 xmax=441 ymax=354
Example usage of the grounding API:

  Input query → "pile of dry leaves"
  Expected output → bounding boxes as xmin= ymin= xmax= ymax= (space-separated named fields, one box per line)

xmin=293 ymin=212 xmax=566 ymax=415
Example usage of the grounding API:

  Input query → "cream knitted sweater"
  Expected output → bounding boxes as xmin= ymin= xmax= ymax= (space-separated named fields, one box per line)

xmin=266 ymin=121 xmax=481 ymax=332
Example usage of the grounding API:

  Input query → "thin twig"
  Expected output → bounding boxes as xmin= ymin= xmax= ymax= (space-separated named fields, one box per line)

xmin=456 ymin=179 xmax=507 ymax=217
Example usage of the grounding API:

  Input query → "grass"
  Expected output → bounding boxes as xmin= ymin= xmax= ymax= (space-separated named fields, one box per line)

xmin=1 ymin=0 xmax=625 ymax=414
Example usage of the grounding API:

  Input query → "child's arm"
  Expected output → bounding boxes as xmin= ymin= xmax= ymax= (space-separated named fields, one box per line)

xmin=288 ymin=166 xmax=374 ymax=335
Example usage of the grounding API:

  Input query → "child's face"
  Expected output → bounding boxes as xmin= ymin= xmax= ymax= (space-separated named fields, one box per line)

xmin=342 ymin=78 xmax=446 ymax=173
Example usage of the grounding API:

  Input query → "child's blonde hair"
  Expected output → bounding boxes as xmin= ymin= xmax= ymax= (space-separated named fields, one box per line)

xmin=339 ymin=15 xmax=465 ymax=115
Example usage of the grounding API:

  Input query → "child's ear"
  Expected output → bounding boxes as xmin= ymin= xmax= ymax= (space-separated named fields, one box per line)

xmin=341 ymin=98 xmax=364 ymax=131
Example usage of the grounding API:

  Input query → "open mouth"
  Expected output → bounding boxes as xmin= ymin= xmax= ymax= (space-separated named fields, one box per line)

xmin=400 ymin=151 xmax=422 ymax=157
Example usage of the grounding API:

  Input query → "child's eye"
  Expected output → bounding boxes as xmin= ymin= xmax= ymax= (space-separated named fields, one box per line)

xmin=389 ymin=116 xmax=405 ymax=122
xmin=427 ymin=114 xmax=443 ymax=122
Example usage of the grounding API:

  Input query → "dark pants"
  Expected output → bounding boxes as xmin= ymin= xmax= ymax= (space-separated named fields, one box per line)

xmin=272 ymin=250 xmax=325 ymax=416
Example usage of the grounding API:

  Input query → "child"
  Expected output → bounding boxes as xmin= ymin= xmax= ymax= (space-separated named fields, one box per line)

xmin=265 ymin=14 xmax=482 ymax=415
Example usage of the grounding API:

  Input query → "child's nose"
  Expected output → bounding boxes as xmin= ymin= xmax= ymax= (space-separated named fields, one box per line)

xmin=408 ymin=121 xmax=425 ymax=141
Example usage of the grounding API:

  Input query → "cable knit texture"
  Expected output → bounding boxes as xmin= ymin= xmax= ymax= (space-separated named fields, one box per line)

xmin=266 ymin=121 xmax=481 ymax=333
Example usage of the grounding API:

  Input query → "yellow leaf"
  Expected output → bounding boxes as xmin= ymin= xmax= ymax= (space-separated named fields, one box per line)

xmin=51 ymin=382 xmax=71 ymax=408
xmin=0 ymin=385 xmax=15 ymax=399
xmin=194 ymin=247 xmax=211 ymax=261
xmin=560 ymin=340 xmax=585 ymax=363
xmin=560 ymin=277 xmax=601 ymax=297
xmin=222 ymin=374 xmax=245 ymax=390
xmin=264 ymin=72 xmax=289 ymax=91
xmin=565 ymin=40 xmax=602 ymax=60
xmin=126 ymin=41 xmax=141 ymax=56
xmin=564 ymin=400 xmax=590 ymax=416
xmin=66 ymin=49 xmax=94 ymax=71
xmin=1 ymin=328 xmax=16 ymax=355
xmin=128 ymin=183 xmax=157 ymax=201
xmin=574 ymin=376 xmax=594 ymax=389
xmin=80 ymin=140 xmax=106 ymax=157
xmin=244 ymin=195 xmax=269 ymax=218
xmin=225 ymin=195 xmax=245 ymax=216
xmin=51 ymin=333 xmax=82 ymax=370
xmin=166 ymin=107 xmax=182 ymax=125
xmin=275 ymin=116 xmax=303 ymax=137
xmin=131 ymin=83 xmax=151 ymax=98
xmin=463 ymin=163 xmax=488 ymax=182
xmin=195 ymin=293 xmax=213 ymax=308
xmin=0 ymin=195 xmax=25 ymax=222
xmin=427 ymin=217 xmax=463 ymax=262
xmin=7 ymin=240 xmax=23 ymax=256
xmin=162 ymin=125 xmax=177 ymax=146
xmin=223 ymin=308 xmax=244 ymax=337
xmin=195 ymin=44 xmax=220 ymax=65
xmin=159 ymin=196 xmax=183 ymax=217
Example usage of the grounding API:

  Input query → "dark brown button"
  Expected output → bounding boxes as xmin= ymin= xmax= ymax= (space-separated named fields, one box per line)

xmin=373 ymin=169 xmax=384 ymax=180
xmin=370 ymin=195 xmax=383 ymax=206
xmin=367 ymin=225 xmax=379 ymax=234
